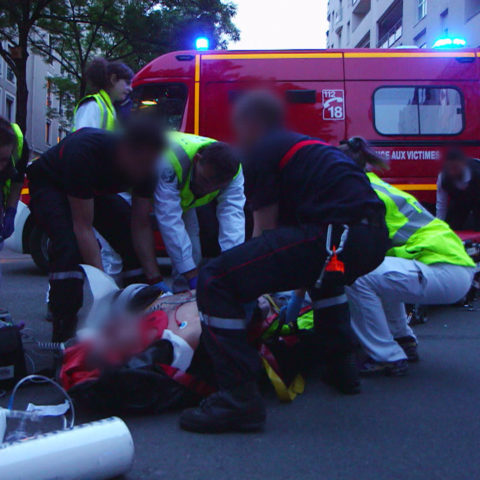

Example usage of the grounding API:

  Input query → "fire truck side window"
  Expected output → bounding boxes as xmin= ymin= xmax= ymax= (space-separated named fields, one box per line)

xmin=373 ymin=87 xmax=464 ymax=136
xmin=131 ymin=83 xmax=188 ymax=130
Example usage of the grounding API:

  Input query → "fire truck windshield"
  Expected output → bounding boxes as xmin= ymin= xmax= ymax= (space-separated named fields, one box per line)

xmin=132 ymin=83 xmax=188 ymax=130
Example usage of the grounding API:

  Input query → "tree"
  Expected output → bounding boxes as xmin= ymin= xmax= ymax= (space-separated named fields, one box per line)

xmin=0 ymin=0 xmax=239 ymax=132
xmin=34 ymin=0 xmax=240 ymax=127
xmin=0 ymin=0 xmax=58 ymax=131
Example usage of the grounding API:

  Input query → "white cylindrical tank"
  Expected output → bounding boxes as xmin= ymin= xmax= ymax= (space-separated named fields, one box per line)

xmin=0 ymin=417 xmax=134 ymax=480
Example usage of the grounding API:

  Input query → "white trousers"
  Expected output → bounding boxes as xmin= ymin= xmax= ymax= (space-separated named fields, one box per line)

xmin=172 ymin=209 xmax=202 ymax=293
xmin=346 ymin=258 xmax=475 ymax=362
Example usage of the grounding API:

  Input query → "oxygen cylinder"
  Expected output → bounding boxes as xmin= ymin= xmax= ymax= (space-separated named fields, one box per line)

xmin=0 ymin=417 xmax=135 ymax=480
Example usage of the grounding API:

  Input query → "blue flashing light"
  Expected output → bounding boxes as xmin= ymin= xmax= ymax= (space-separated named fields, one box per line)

xmin=195 ymin=37 xmax=209 ymax=50
xmin=433 ymin=37 xmax=467 ymax=48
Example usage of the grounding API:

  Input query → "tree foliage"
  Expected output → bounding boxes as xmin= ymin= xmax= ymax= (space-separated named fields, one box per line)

xmin=0 ymin=0 xmax=58 ymax=130
xmin=0 ymin=0 xmax=239 ymax=131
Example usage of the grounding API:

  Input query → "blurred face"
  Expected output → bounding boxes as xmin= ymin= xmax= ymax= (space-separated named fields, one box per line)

xmin=116 ymin=143 xmax=159 ymax=183
xmin=444 ymin=157 xmax=468 ymax=181
xmin=109 ymin=76 xmax=132 ymax=103
xmin=0 ymin=144 xmax=14 ymax=173
xmin=191 ymin=154 xmax=230 ymax=197
xmin=233 ymin=115 xmax=266 ymax=152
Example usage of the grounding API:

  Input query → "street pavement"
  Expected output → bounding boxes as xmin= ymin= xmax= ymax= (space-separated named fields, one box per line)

xmin=1 ymin=247 xmax=480 ymax=480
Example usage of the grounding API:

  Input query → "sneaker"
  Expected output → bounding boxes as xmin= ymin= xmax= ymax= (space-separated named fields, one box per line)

xmin=360 ymin=358 xmax=408 ymax=377
xmin=395 ymin=336 xmax=419 ymax=362
xmin=323 ymin=352 xmax=361 ymax=395
xmin=179 ymin=383 xmax=266 ymax=434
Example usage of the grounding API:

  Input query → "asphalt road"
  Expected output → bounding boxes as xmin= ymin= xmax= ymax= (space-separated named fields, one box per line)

xmin=1 ymin=247 xmax=480 ymax=480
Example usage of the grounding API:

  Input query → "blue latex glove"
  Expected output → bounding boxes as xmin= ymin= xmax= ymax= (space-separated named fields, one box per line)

xmin=283 ymin=292 xmax=305 ymax=324
xmin=153 ymin=280 xmax=172 ymax=294
xmin=1 ymin=207 xmax=16 ymax=239
xmin=188 ymin=276 xmax=198 ymax=290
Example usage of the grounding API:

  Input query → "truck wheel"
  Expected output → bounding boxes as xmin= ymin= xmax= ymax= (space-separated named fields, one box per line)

xmin=29 ymin=225 xmax=50 ymax=274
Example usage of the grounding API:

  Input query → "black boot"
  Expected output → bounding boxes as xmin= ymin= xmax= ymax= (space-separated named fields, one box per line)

xmin=323 ymin=352 xmax=361 ymax=395
xmin=395 ymin=336 xmax=419 ymax=362
xmin=180 ymin=382 xmax=266 ymax=433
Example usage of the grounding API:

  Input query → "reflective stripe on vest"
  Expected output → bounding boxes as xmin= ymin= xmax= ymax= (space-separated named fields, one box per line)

xmin=368 ymin=173 xmax=432 ymax=246
xmin=3 ymin=123 xmax=24 ymax=204
xmin=73 ymin=89 xmax=116 ymax=131
xmin=11 ymin=123 xmax=23 ymax=161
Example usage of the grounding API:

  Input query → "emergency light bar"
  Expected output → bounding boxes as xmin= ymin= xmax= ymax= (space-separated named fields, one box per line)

xmin=195 ymin=37 xmax=209 ymax=50
xmin=433 ymin=37 xmax=467 ymax=48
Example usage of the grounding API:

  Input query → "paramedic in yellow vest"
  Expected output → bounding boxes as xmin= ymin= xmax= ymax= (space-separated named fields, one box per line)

xmin=0 ymin=117 xmax=29 ymax=242
xmin=71 ymin=56 xmax=134 ymax=278
xmin=340 ymin=137 xmax=475 ymax=376
xmin=154 ymin=132 xmax=246 ymax=292
xmin=73 ymin=57 xmax=133 ymax=131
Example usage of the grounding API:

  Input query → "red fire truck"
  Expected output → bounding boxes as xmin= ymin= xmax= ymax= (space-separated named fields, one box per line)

xmin=132 ymin=47 xmax=480 ymax=206
xmin=9 ymin=48 xmax=480 ymax=274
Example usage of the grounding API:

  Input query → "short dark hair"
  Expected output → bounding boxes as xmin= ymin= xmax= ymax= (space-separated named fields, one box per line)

xmin=445 ymin=147 xmax=467 ymax=163
xmin=233 ymin=90 xmax=285 ymax=130
xmin=122 ymin=112 xmax=166 ymax=152
xmin=86 ymin=57 xmax=134 ymax=91
xmin=200 ymin=142 xmax=240 ymax=183
xmin=0 ymin=116 xmax=16 ymax=149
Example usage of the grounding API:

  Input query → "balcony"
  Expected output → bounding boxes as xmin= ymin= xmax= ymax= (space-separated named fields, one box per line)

xmin=378 ymin=19 xmax=402 ymax=48
xmin=352 ymin=0 xmax=371 ymax=15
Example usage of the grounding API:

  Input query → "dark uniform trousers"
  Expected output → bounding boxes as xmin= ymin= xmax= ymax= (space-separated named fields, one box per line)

xmin=197 ymin=221 xmax=389 ymax=390
xmin=446 ymin=197 xmax=480 ymax=231
xmin=29 ymin=181 xmax=143 ymax=340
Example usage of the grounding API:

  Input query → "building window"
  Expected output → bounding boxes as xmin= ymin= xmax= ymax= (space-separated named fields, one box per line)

xmin=414 ymin=29 xmax=427 ymax=48
xmin=336 ymin=0 xmax=343 ymax=23
xmin=418 ymin=0 xmax=427 ymax=21
xmin=57 ymin=128 xmax=64 ymax=143
xmin=465 ymin=0 xmax=480 ymax=21
xmin=45 ymin=122 xmax=51 ymax=145
xmin=377 ymin=1 xmax=403 ymax=48
xmin=373 ymin=86 xmax=464 ymax=136
xmin=46 ymin=79 xmax=52 ymax=108
xmin=5 ymin=96 xmax=14 ymax=122
xmin=356 ymin=31 xmax=371 ymax=48
xmin=6 ymin=65 xmax=15 ymax=83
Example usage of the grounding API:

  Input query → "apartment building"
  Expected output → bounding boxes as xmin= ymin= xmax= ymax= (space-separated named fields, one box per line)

xmin=326 ymin=0 xmax=480 ymax=50
xmin=0 ymin=43 xmax=67 ymax=156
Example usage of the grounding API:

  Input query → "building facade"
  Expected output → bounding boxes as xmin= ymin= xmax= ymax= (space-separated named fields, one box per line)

xmin=0 ymin=42 xmax=67 ymax=156
xmin=326 ymin=0 xmax=480 ymax=50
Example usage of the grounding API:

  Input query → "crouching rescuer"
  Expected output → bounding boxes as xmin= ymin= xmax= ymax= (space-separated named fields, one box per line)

xmin=179 ymin=92 xmax=390 ymax=433
xmin=340 ymin=138 xmax=475 ymax=375
xmin=154 ymin=132 xmax=245 ymax=292
xmin=27 ymin=115 xmax=166 ymax=342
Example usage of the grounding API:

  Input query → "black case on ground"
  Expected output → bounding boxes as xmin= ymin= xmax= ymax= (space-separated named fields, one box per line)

xmin=0 ymin=326 xmax=26 ymax=389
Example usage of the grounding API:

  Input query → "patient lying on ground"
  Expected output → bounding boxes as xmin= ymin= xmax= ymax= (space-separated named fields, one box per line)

xmin=59 ymin=267 xmax=310 ymax=413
